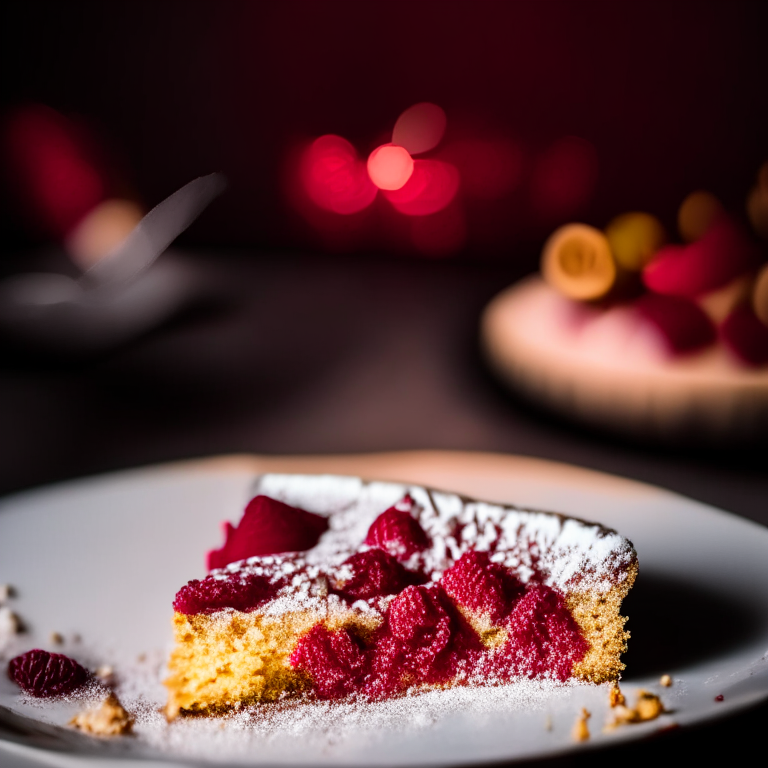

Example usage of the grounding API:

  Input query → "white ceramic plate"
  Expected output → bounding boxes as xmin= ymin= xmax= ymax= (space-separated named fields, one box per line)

xmin=1 ymin=452 xmax=767 ymax=767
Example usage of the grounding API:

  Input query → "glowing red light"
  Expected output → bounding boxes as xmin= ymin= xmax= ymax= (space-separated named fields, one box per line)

xmin=392 ymin=103 xmax=447 ymax=156
xmin=301 ymin=135 xmax=377 ymax=215
xmin=531 ymin=136 xmax=598 ymax=220
xmin=383 ymin=159 xmax=459 ymax=216
xmin=367 ymin=144 xmax=414 ymax=191
xmin=3 ymin=105 xmax=105 ymax=237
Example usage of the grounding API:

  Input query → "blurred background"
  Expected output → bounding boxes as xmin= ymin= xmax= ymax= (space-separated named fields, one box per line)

xmin=3 ymin=1 xmax=767 ymax=259
xmin=1 ymin=0 xmax=768 ymax=761
xmin=1 ymin=0 xmax=766 ymax=509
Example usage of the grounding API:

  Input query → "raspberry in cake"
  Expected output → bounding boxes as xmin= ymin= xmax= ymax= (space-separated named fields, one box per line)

xmin=165 ymin=474 xmax=638 ymax=718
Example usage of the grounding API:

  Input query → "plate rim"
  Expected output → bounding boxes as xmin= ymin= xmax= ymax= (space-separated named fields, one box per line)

xmin=1 ymin=451 xmax=767 ymax=767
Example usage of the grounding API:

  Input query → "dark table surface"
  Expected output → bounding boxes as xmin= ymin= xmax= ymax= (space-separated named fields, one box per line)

xmin=0 ymin=248 xmax=766 ymax=765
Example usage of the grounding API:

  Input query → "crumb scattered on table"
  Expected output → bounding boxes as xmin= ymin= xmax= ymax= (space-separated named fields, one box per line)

xmin=50 ymin=632 xmax=64 ymax=645
xmin=0 ymin=584 xmax=12 ymax=603
xmin=609 ymin=684 xmax=625 ymax=707
xmin=70 ymin=693 xmax=133 ymax=736
xmin=572 ymin=708 xmax=591 ymax=742
xmin=660 ymin=674 xmax=672 ymax=687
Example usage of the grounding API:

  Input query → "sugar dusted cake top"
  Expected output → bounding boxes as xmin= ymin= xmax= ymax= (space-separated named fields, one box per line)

xmin=176 ymin=474 xmax=636 ymax=622
xmin=253 ymin=473 xmax=636 ymax=595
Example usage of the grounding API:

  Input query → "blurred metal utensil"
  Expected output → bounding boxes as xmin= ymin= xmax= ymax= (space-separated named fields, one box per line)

xmin=81 ymin=173 xmax=227 ymax=288
xmin=0 ymin=173 xmax=226 ymax=353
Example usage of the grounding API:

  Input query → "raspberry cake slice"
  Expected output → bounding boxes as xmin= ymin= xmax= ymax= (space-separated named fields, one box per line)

xmin=165 ymin=474 xmax=638 ymax=718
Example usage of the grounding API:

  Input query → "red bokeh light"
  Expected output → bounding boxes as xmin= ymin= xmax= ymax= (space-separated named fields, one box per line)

xmin=300 ymin=134 xmax=377 ymax=214
xmin=382 ymin=159 xmax=459 ymax=216
xmin=367 ymin=144 xmax=414 ymax=191
xmin=3 ymin=105 xmax=105 ymax=237
xmin=531 ymin=136 xmax=598 ymax=220
xmin=392 ymin=103 xmax=447 ymax=156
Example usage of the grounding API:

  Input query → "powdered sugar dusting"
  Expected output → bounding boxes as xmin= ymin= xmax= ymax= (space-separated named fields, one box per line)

xmin=243 ymin=474 xmax=635 ymax=596
xmin=119 ymin=675 xmax=605 ymax=763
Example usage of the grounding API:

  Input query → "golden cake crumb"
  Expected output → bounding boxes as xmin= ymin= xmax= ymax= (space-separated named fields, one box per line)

xmin=660 ymin=674 xmax=672 ymax=687
xmin=70 ymin=693 xmax=133 ymax=736
xmin=95 ymin=665 xmax=115 ymax=685
xmin=609 ymin=684 xmax=625 ymax=707
xmin=0 ymin=606 xmax=21 ymax=640
xmin=608 ymin=689 xmax=666 ymax=728
xmin=50 ymin=632 xmax=64 ymax=645
xmin=572 ymin=708 xmax=591 ymax=742
xmin=635 ymin=690 xmax=665 ymax=720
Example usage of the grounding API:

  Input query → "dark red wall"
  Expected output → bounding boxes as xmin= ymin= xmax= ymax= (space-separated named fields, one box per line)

xmin=2 ymin=1 xmax=766 ymax=261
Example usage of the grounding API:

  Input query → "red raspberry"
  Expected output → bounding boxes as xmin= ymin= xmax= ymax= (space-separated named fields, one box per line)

xmin=441 ymin=550 xmax=522 ymax=623
xmin=720 ymin=306 xmax=768 ymax=366
xmin=8 ymin=649 xmax=88 ymax=697
xmin=642 ymin=217 xmax=761 ymax=298
xmin=364 ymin=585 xmax=483 ymax=698
xmin=290 ymin=624 xmax=366 ymax=699
xmin=363 ymin=634 xmax=407 ymax=699
xmin=388 ymin=585 xmax=451 ymax=657
xmin=634 ymin=293 xmax=715 ymax=354
xmin=364 ymin=497 xmax=429 ymax=560
xmin=334 ymin=549 xmax=412 ymax=600
xmin=499 ymin=584 xmax=588 ymax=681
xmin=207 ymin=495 xmax=329 ymax=570
xmin=173 ymin=572 xmax=277 ymax=615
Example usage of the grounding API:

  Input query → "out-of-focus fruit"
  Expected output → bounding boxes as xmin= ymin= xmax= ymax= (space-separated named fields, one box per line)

xmin=746 ymin=162 xmax=768 ymax=240
xmin=635 ymin=293 xmax=716 ymax=354
xmin=643 ymin=217 xmax=761 ymax=298
xmin=720 ymin=306 xmax=768 ymax=367
xmin=605 ymin=212 xmax=666 ymax=271
xmin=678 ymin=190 xmax=724 ymax=242
xmin=753 ymin=263 xmax=768 ymax=327
xmin=697 ymin=275 xmax=754 ymax=325
xmin=541 ymin=224 xmax=617 ymax=301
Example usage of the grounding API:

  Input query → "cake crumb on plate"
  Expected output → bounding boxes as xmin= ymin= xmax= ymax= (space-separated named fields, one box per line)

xmin=71 ymin=692 xmax=134 ymax=736
xmin=572 ymin=708 xmax=591 ymax=741
xmin=607 ymin=689 xmax=666 ymax=729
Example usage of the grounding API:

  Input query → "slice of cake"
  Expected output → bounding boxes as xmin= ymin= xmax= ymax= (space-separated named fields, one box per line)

xmin=165 ymin=474 xmax=638 ymax=718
